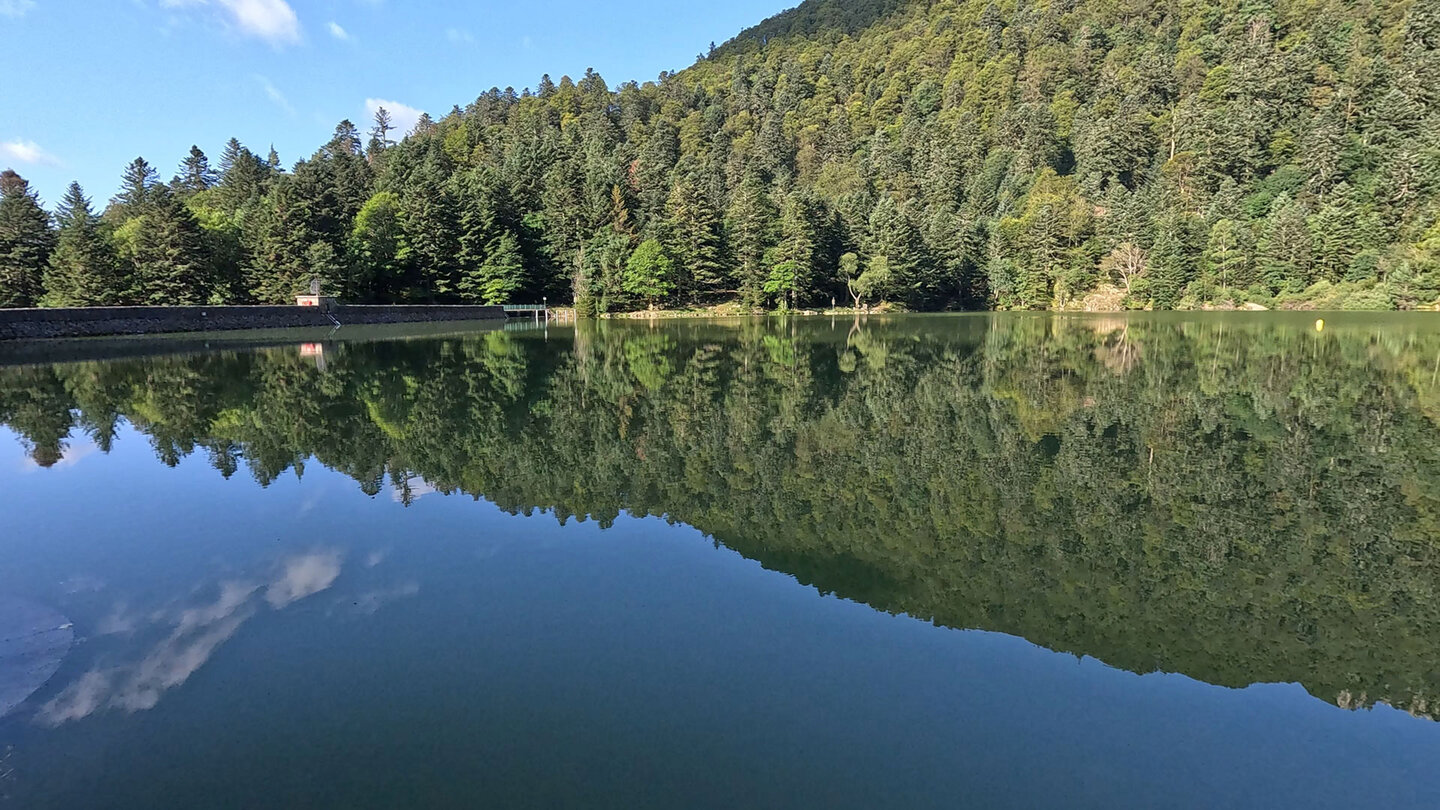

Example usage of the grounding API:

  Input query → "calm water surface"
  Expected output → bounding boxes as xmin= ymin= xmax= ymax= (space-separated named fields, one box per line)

xmin=2 ymin=313 xmax=1440 ymax=809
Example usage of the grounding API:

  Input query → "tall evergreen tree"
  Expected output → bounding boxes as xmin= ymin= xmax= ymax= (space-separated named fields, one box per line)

xmin=664 ymin=170 xmax=726 ymax=299
xmin=726 ymin=174 xmax=778 ymax=307
xmin=175 ymin=146 xmax=218 ymax=194
xmin=0 ymin=170 xmax=55 ymax=308
xmin=127 ymin=185 xmax=212 ymax=304
xmin=368 ymin=107 xmax=396 ymax=157
xmin=459 ymin=230 xmax=525 ymax=303
xmin=43 ymin=182 xmax=119 ymax=306
xmin=112 ymin=157 xmax=159 ymax=215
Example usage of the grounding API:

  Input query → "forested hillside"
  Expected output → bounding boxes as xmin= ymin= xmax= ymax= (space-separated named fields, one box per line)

xmin=3 ymin=0 xmax=1439 ymax=311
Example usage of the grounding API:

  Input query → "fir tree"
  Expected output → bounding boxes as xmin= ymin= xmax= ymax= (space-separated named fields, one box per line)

xmin=459 ymin=230 xmax=525 ymax=304
xmin=0 ymin=170 xmax=55 ymax=308
xmin=112 ymin=157 xmax=159 ymax=215
xmin=368 ymin=107 xmax=396 ymax=157
xmin=726 ymin=174 xmax=777 ymax=307
xmin=664 ymin=170 xmax=726 ymax=299
xmin=175 ymin=146 xmax=218 ymax=194
xmin=43 ymin=182 xmax=119 ymax=306
xmin=128 ymin=186 xmax=211 ymax=304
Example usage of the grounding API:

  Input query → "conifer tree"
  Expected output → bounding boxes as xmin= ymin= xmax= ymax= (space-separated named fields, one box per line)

xmin=175 ymin=146 xmax=218 ymax=194
xmin=1258 ymin=195 xmax=1312 ymax=294
xmin=219 ymin=138 xmax=244 ymax=176
xmin=217 ymin=144 xmax=268 ymax=211
xmin=43 ymin=182 xmax=119 ymax=306
xmin=368 ymin=107 xmax=396 ymax=157
xmin=459 ymin=230 xmax=525 ymax=304
xmin=0 ymin=170 xmax=55 ymax=308
xmin=128 ymin=185 xmax=211 ymax=304
xmin=664 ymin=170 xmax=726 ymax=299
xmin=112 ymin=157 xmax=159 ymax=215
xmin=726 ymin=174 xmax=778 ymax=308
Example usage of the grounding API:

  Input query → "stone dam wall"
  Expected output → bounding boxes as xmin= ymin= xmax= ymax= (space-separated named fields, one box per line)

xmin=0 ymin=305 xmax=507 ymax=341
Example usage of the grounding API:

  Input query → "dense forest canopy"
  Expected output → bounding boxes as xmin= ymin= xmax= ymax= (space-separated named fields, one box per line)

xmin=2 ymin=0 xmax=1439 ymax=311
xmin=4 ymin=314 xmax=1440 ymax=717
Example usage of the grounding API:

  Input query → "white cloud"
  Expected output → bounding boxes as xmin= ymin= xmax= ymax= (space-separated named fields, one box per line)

xmin=0 ymin=138 xmax=62 ymax=167
xmin=445 ymin=27 xmax=473 ymax=44
xmin=221 ymin=0 xmax=299 ymax=43
xmin=327 ymin=20 xmax=349 ymax=41
xmin=254 ymin=74 xmax=295 ymax=115
xmin=365 ymin=98 xmax=425 ymax=136
xmin=161 ymin=0 xmax=300 ymax=46
xmin=266 ymin=552 xmax=342 ymax=608
xmin=0 ymin=0 xmax=35 ymax=18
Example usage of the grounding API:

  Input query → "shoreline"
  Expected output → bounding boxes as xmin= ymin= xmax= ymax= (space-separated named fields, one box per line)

xmin=0 ymin=304 xmax=507 ymax=342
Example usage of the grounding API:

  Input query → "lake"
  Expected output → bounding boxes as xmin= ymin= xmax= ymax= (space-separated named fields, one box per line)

xmin=2 ymin=313 xmax=1440 ymax=809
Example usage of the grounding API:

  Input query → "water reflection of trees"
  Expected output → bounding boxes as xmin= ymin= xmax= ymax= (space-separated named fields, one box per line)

xmin=5 ymin=315 xmax=1440 ymax=718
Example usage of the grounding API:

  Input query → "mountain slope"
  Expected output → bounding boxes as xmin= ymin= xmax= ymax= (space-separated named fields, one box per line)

xmin=8 ymin=0 xmax=1440 ymax=311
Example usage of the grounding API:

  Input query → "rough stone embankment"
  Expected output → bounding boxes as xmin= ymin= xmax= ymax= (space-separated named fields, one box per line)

xmin=0 ymin=305 xmax=506 ymax=341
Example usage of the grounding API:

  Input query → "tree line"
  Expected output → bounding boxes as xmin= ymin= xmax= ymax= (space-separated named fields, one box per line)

xmin=2 ymin=0 xmax=1439 ymax=311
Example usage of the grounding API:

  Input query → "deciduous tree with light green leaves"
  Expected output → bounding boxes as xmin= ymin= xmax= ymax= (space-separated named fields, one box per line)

xmin=623 ymin=239 xmax=675 ymax=309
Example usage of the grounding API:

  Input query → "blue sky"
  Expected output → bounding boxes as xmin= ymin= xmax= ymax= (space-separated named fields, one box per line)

xmin=0 ymin=0 xmax=788 ymax=208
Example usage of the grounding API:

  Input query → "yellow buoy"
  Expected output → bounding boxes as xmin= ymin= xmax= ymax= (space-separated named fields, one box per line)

xmin=1316 ymin=319 xmax=1325 ymax=332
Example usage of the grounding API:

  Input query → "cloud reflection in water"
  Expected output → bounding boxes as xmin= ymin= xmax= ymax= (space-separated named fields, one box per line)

xmin=38 ymin=552 xmax=343 ymax=727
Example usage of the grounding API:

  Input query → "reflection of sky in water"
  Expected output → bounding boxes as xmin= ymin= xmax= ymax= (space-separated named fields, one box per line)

xmin=0 ymin=422 xmax=441 ymax=730
xmin=2 ymin=416 xmax=1440 ymax=809
xmin=38 ymin=551 xmax=344 ymax=726
xmin=16 ymin=436 xmax=98 ymax=473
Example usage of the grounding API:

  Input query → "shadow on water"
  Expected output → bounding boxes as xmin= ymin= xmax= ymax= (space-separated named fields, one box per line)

xmin=4 ymin=312 xmax=1440 ymax=717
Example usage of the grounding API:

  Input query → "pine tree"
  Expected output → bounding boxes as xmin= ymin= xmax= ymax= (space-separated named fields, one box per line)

xmin=0 ymin=170 xmax=55 ymax=308
xmin=399 ymin=148 xmax=459 ymax=299
xmin=1149 ymin=214 xmax=1199 ymax=308
xmin=219 ymin=138 xmax=244 ymax=176
xmin=112 ymin=157 xmax=159 ymax=214
xmin=217 ymin=144 xmax=268 ymax=211
xmin=43 ymin=182 xmax=119 ymax=306
xmin=368 ymin=107 xmax=396 ymax=157
xmin=128 ymin=186 xmax=212 ymax=304
xmin=867 ymin=195 xmax=931 ymax=306
xmin=774 ymin=190 xmax=826 ymax=306
xmin=459 ymin=230 xmax=525 ymax=304
xmin=726 ymin=174 xmax=777 ymax=307
xmin=664 ymin=171 xmax=726 ymax=299
xmin=1203 ymin=219 xmax=1251 ymax=292
xmin=1309 ymin=195 xmax=1363 ymax=284
xmin=175 ymin=146 xmax=218 ymax=194
xmin=1258 ymin=195 xmax=1312 ymax=294
xmin=245 ymin=176 xmax=311 ymax=302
